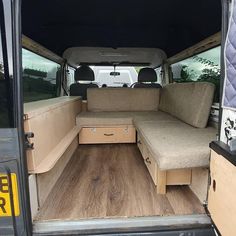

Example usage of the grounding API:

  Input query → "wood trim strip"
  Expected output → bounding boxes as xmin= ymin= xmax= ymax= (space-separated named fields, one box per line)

xmin=22 ymin=34 xmax=65 ymax=64
xmin=167 ymin=32 xmax=221 ymax=65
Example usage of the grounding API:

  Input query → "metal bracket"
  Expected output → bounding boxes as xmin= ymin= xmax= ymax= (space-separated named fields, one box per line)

xmin=25 ymin=132 xmax=34 ymax=150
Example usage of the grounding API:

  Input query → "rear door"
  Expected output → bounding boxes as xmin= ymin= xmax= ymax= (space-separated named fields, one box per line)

xmin=208 ymin=0 xmax=236 ymax=235
xmin=0 ymin=0 xmax=32 ymax=235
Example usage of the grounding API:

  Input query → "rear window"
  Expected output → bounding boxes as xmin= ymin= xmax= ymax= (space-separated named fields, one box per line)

xmin=22 ymin=48 xmax=61 ymax=102
xmin=91 ymin=66 xmax=138 ymax=87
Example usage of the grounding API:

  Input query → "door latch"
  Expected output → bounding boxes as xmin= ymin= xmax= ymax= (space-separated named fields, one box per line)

xmin=25 ymin=132 xmax=34 ymax=150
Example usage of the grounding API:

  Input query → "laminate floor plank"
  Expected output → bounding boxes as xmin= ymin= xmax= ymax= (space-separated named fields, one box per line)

xmin=35 ymin=144 xmax=205 ymax=221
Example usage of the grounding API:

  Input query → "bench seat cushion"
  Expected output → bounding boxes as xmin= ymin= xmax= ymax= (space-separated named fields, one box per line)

xmin=76 ymin=111 xmax=179 ymax=127
xmin=133 ymin=111 xmax=179 ymax=126
xmin=76 ymin=111 xmax=134 ymax=127
xmin=136 ymin=121 xmax=217 ymax=170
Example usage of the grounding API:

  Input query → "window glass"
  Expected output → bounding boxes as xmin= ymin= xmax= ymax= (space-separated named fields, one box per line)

xmin=171 ymin=46 xmax=221 ymax=102
xmin=67 ymin=66 xmax=75 ymax=89
xmin=155 ymin=67 xmax=163 ymax=84
xmin=67 ymin=66 xmax=164 ymax=88
xmin=22 ymin=48 xmax=61 ymax=102
xmin=0 ymin=36 xmax=3 ymax=78
xmin=0 ymin=0 xmax=13 ymax=128
xmin=0 ymin=28 xmax=9 ymax=127
xmin=91 ymin=66 xmax=138 ymax=87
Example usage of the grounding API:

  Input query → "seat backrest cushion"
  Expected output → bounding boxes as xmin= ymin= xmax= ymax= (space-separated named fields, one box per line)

xmin=159 ymin=82 xmax=215 ymax=128
xmin=138 ymin=68 xmax=157 ymax=82
xmin=134 ymin=67 xmax=161 ymax=88
xmin=70 ymin=83 xmax=98 ymax=100
xmin=74 ymin=65 xmax=95 ymax=82
xmin=70 ymin=65 xmax=98 ymax=100
xmin=87 ymin=88 xmax=160 ymax=112
xmin=134 ymin=83 xmax=162 ymax=88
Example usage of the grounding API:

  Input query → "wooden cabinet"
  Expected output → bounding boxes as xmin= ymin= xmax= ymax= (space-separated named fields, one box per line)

xmin=79 ymin=125 xmax=136 ymax=144
xmin=24 ymin=96 xmax=82 ymax=173
xmin=208 ymin=150 xmax=236 ymax=236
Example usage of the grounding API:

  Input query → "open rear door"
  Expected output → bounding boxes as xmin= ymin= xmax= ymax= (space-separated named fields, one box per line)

xmin=0 ymin=0 xmax=32 ymax=235
xmin=208 ymin=0 xmax=236 ymax=235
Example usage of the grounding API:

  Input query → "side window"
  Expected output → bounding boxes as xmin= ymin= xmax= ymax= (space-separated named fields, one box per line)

xmin=155 ymin=67 xmax=163 ymax=85
xmin=22 ymin=48 xmax=61 ymax=102
xmin=67 ymin=66 xmax=75 ymax=90
xmin=171 ymin=46 xmax=221 ymax=103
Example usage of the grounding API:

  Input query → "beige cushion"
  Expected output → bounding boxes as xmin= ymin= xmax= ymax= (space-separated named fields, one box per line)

xmin=159 ymin=82 xmax=215 ymax=128
xmin=77 ymin=110 xmax=216 ymax=170
xmin=136 ymin=121 xmax=217 ymax=170
xmin=76 ymin=111 xmax=178 ymax=127
xmin=133 ymin=111 xmax=179 ymax=126
xmin=87 ymin=88 xmax=160 ymax=112
xmin=76 ymin=111 xmax=134 ymax=126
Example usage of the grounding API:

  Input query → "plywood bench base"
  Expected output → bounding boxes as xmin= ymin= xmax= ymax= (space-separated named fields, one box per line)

xmin=24 ymin=96 xmax=82 ymax=173
xmin=156 ymin=168 xmax=192 ymax=194
xmin=137 ymin=133 xmax=192 ymax=194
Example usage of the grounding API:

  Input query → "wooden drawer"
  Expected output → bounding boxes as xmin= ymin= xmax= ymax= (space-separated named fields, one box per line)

xmin=137 ymin=134 xmax=143 ymax=153
xmin=144 ymin=151 xmax=158 ymax=185
xmin=137 ymin=134 xmax=144 ymax=158
xmin=137 ymin=132 xmax=191 ymax=189
xmin=137 ymin=134 xmax=149 ymax=159
xmin=79 ymin=126 xmax=136 ymax=144
xmin=137 ymin=133 xmax=157 ymax=184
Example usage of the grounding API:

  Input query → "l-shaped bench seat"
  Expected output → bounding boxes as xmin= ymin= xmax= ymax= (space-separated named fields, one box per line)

xmin=76 ymin=83 xmax=217 ymax=194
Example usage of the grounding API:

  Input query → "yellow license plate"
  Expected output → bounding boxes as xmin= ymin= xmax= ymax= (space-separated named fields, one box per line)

xmin=0 ymin=173 xmax=20 ymax=217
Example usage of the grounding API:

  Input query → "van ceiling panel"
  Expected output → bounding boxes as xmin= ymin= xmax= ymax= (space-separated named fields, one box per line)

xmin=22 ymin=0 xmax=221 ymax=58
xmin=63 ymin=47 xmax=167 ymax=67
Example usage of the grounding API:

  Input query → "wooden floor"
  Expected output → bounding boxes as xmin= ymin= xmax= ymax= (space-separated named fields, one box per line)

xmin=35 ymin=144 xmax=205 ymax=221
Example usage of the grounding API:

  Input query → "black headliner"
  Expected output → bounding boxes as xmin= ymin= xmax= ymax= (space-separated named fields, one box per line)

xmin=22 ymin=0 xmax=222 ymax=58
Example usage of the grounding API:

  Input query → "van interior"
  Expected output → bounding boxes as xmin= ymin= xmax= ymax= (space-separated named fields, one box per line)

xmin=18 ymin=0 xmax=227 ymax=234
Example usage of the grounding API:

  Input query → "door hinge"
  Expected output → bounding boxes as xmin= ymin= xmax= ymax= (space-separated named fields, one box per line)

xmin=25 ymin=132 xmax=34 ymax=150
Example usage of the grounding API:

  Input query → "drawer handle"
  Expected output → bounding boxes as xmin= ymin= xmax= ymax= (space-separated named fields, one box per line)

xmin=145 ymin=157 xmax=151 ymax=164
xmin=104 ymin=133 xmax=114 ymax=136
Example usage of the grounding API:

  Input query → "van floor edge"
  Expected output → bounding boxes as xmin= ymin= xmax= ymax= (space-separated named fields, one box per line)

xmin=35 ymin=144 xmax=205 ymax=221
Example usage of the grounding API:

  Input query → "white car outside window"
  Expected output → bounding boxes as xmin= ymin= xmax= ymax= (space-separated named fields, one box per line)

xmin=91 ymin=66 xmax=138 ymax=87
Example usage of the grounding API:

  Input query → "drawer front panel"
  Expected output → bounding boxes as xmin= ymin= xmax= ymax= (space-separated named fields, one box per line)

xmin=79 ymin=126 xmax=136 ymax=144
xmin=137 ymin=134 xmax=143 ymax=155
xmin=144 ymin=152 xmax=157 ymax=185
xmin=137 ymin=134 xmax=148 ymax=159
